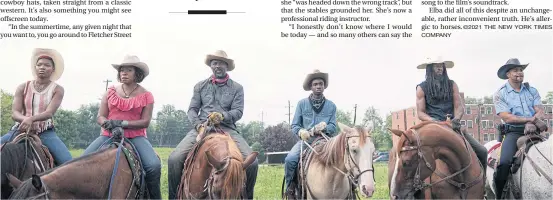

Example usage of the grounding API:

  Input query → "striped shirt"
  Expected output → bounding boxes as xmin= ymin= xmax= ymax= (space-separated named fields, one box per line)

xmin=16 ymin=80 xmax=57 ymax=133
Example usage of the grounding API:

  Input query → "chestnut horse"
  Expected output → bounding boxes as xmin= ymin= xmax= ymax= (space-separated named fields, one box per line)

xmin=388 ymin=121 xmax=484 ymax=199
xmin=0 ymin=133 xmax=54 ymax=199
xmin=6 ymin=136 xmax=147 ymax=199
xmin=177 ymin=126 xmax=258 ymax=199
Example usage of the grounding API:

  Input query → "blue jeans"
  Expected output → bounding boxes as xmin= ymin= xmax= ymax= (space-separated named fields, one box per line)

xmin=1 ymin=128 xmax=72 ymax=166
xmin=284 ymin=141 xmax=306 ymax=188
xmin=82 ymin=136 xmax=162 ymax=200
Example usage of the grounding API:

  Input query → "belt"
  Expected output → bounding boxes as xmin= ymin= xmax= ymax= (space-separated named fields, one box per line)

xmin=505 ymin=124 xmax=525 ymax=133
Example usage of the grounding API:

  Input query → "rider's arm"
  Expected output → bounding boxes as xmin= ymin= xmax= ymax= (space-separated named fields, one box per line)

xmin=125 ymin=103 xmax=153 ymax=129
xmin=529 ymin=87 xmax=544 ymax=119
xmin=221 ymin=84 xmax=244 ymax=125
xmin=11 ymin=83 xmax=27 ymax=123
xmin=416 ymin=86 xmax=434 ymax=122
xmin=29 ymin=85 xmax=64 ymax=122
xmin=452 ymin=82 xmax=465 ymax=120
xmin=291 ymin=101 xmax=303 ymax=135
xmin=325 ymin=103 xmax=338 ymax=136
xmin=494 ymin=90 xmax=534 ymax=124
xmin=97 ymin=90 xmax=110 ymax=125
xmin=187 ymin=83 xmax=202 ymax=127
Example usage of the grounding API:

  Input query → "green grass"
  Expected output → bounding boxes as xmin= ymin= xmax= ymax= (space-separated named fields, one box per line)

xmin=70 ymin=148 xmax=390 ymax=199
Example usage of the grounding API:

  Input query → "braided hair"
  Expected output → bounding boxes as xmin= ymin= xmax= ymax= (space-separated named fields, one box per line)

xmin=424 ymin=64 xmax=453 ymax=101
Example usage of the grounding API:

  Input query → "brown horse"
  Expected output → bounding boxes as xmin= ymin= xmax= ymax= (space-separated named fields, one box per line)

xmin=0 ymin=133 xmax=54 ymax=199
xmin=177 ymin=127 xmax=258 ymax=199
xmin=388 ymin=121 xmax=484 ymax=199
xmin=6 ymin=137 xmax=147 ymax=199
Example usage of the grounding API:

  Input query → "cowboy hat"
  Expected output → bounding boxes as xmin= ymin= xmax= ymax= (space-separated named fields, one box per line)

xmin=111 ymin=55 xmax=150 ymax=77
xmin=303 ymin=69 xmax=328 ymax=91
xmin=417 ymin=56 xmax=454 ymax=69
xmin=205 ymin=50 xmax=235 ymax=71
xmin=497 ymin=58 xmax=528 ymax=80
xmin=31 ymin=48 xmax=64 ymax=81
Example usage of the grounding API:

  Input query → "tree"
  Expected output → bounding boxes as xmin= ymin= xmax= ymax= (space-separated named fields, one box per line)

xmin=236 ymin=121 xmax=264 ymax=145
xmin=545 ymin=91 xmax=553 ymax=104
xmin=259 ymin=122 xmax=298 ymax=152
xmin=53 ymin=109 xmax=79 ymax=148
xmin=361 ymin=106 xmax=391 ymax=150
xmin=336 ymin=109 xmax=353 ymax=128
xmin=464 ymin=95 xmax=493 ymax=104
xmin=155 ymin=105 xmax=192 ymax=146
xmin=1 ymin=90 xmax=14 ymax=135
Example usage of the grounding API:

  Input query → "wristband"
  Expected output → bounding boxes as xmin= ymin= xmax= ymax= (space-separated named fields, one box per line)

xmin=121 ymin=120 xmax=129 ymax=127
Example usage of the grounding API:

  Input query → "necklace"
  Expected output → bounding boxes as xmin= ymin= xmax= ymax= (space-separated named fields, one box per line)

xmin=122 ymin=84 xmax=139 ymax=98
xmin=33 ymin=80 xmax=50 ymax=92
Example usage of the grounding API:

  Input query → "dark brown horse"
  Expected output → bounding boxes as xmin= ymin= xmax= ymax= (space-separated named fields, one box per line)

xmin=6 ymin=136 xmax=147 ymax=199
xmin=388 ymin=121 xmax=484 ymax=199
xmin=0 ymin=133 xmax=53 ymax=199
xmin=177 ymin=122 xmax=258 ymax=199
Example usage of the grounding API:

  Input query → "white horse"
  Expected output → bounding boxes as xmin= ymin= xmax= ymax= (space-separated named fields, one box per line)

xmin=485 ymin=135 xmax=553 ymax=199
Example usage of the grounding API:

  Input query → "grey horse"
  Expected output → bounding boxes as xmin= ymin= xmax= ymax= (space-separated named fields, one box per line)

xmin=485 ymin=135 xmax=552 ymax=199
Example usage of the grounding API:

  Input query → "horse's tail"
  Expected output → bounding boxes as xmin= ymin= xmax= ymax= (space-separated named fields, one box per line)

xmin=221 ymin=158 xmax=246 ymax=199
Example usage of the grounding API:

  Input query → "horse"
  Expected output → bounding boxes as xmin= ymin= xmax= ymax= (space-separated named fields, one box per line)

xmin=0 ymin=132 xmax=54 ymax=199
xmin=282 ymin=122 xmax=376 ymax=199
xmin=388 ymin=121 xmax=484 ymax=200
xmin=177 ymin=120 xmax=258 ymax=199
xmin=484 ymin=133 xmax=552 ymax=199
xmin=6 ymin=133 xmax=148 ymax=199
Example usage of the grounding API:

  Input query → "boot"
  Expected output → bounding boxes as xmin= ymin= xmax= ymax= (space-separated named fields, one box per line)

xmin=285 ymin=181 xmax=297 ymax=200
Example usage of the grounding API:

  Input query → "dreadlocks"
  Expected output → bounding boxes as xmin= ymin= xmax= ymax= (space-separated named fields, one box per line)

xmin=424 ymin=64 xmax=453 ymax=101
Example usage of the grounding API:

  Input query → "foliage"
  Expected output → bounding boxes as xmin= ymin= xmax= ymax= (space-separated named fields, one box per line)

xmin=464 ymin=95 xmax=493 ymax=104
xmin=259 ymin=122 xmax=298 ymax=152
xmin=361 ymin=106 xmax=392 ymax=151
xmin=545 ymin=91 xmax=553 ymax=104
xmin=1 ymin=90 xmax=14 ymax=135
xmin=336 ymin=109 xmax=353 ymax=128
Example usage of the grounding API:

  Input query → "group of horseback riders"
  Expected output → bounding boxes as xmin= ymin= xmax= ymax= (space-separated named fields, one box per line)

xmin=0 ymin=47 xmax=549 ymax=199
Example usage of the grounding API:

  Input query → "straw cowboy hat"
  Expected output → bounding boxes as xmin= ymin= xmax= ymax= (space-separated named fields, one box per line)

xmin=31 ymin=48 xmax=64 ymax=81
xmin=303 ymin=69 xmax=328 ymax=91
xmin=111 ymin=55 xmax=150 ymax=77
xmin=497 ymin=58 xmax=528 ymax=80
xmin=417 ymin=56 xmax=454 ymax=69
xmin=205 ymin=50 xmax=235 ymax=71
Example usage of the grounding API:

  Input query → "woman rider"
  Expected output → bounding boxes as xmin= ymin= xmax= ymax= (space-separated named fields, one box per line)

xmin=81 ymin=55 xmax=161 ymax=199
xmin=1 ymin=48 xmax=73 ymax=166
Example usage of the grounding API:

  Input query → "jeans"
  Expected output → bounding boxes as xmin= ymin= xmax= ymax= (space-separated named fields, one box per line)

xmin=284 ymin=141 xmax=306 ymax=188
xmin=167 ymin=128 xmax=259 ymax=199
xmin=493 ymin=131 xmax=523 ymax=199
xmin=1 ymin=128 xmax=72 ymax=166
xmin=82 ymin=136 xmax=162 ymax=200
xmin=463 ymin=132 xmax=488 ymax=175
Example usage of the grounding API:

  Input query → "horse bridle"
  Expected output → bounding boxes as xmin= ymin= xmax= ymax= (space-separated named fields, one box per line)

xmin=398 ymin=128 xmax=483 ymax=199
xmin=204 ymin=156 xmax=244 ymax=199
xmin=24 ymin=177 xmax=50 ymax=200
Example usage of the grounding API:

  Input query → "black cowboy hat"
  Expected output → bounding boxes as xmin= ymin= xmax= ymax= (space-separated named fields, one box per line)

xmin=497 ymin=58 xmax=528 ymax=80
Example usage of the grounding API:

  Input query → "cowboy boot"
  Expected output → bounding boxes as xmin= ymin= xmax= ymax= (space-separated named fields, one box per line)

xmin=286 ymin=181 xmax=297 ymax=200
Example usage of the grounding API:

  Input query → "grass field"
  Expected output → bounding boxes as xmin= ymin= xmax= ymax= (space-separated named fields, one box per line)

xmin=69 ymin=148 xmax=390 ymax=199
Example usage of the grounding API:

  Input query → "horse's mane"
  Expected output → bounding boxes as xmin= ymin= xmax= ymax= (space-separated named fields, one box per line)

xmin=1 ymin=143 xmax=33 ymax=181
xmin=314 ymin=124 xmax=369 ymax=166
xmin=208 ymin=134 xmax=245 ymax=199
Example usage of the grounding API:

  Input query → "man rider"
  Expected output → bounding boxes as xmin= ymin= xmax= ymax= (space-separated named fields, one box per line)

xmin=492 ymin=58 xmax=548 ymax=199
xmin=284 ymin=69 xmax=338 ymax=199
xmin=167 ymin=50 xmax=259 ymax=199
xmin=415 ymin=57 xmax=488 ymax=176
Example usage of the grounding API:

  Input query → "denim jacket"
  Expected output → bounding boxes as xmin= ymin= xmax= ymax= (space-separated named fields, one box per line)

xmin=291 ymin=98 xmax=338 ymax=138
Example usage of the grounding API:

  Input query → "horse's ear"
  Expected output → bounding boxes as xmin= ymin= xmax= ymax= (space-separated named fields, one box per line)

xmin=205 ymin=150 xmax=224 ymax=170
xmin=31 ymin=174 xmax=42 ymax=190
xmin=6 ymin=173 xmax=22 ymax=188
xmin=388 ymin=128 xmax=404 ymax=137
xmin=242 ymin=152 xmax=258 ymax=170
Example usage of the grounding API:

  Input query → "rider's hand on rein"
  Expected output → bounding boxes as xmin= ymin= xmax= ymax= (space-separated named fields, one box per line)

xmin=524 ymin=122 xmax=537 ymax=135
xmin=532 ymin=118 xmax=548 ymax=132
xmin=111 ymin=126 xmax=124 ymax=139
xmin=299 ymin=129 xmax=311 ymax=141
xmin=207 ymin=112 xmax=224 ymax=125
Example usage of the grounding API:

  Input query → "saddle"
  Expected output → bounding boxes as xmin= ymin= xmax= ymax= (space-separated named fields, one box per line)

xmin=100 ymin=138 xmax=147 ymax=199
xmin=0 ymin=133 xmax=54 ymax=171
xmin=510 ymin=134 xmax=546 ymax=174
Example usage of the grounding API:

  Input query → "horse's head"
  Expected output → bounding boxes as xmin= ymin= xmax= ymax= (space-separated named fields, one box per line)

xmin=203 ymin=136 xmax=258 ymax=199
xmin=338 ymin=123 xmax=376 ymax=198
xmin=389 ymin=128 xmax=436 ymax=200
xmin=7 ymin=174 xmax=49 ymax=199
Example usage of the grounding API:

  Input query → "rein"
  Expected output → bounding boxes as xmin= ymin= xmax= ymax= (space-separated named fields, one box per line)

xmin=205 ymin=156 xmax=243 ymax=199
xmin=26 ymin=177 xmax=50 ymax=200
xmin=301 ymin=133 xmax=373 ymax=200
xmin=398 ymin=127 xmax=483 ymax=199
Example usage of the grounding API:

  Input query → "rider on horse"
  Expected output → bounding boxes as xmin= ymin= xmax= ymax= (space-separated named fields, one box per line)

xmin=81 ymin=55 xmax=162 ymax=199
xmin=1 ymin=48 xmax=73 ymax=166
xmin=167 ymin=50 xmax=259 ymax=199
xmin=284 ymin=69 xmax=338 ymax=199
xmin=415 ymin=57 xmax=488 ymax=175
xmin=492 ymin=58 xmax=548 ymax=199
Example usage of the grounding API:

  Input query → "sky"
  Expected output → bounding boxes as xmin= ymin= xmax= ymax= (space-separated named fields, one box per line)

xmin=1 ymin=0 xmax=552 ymax=126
